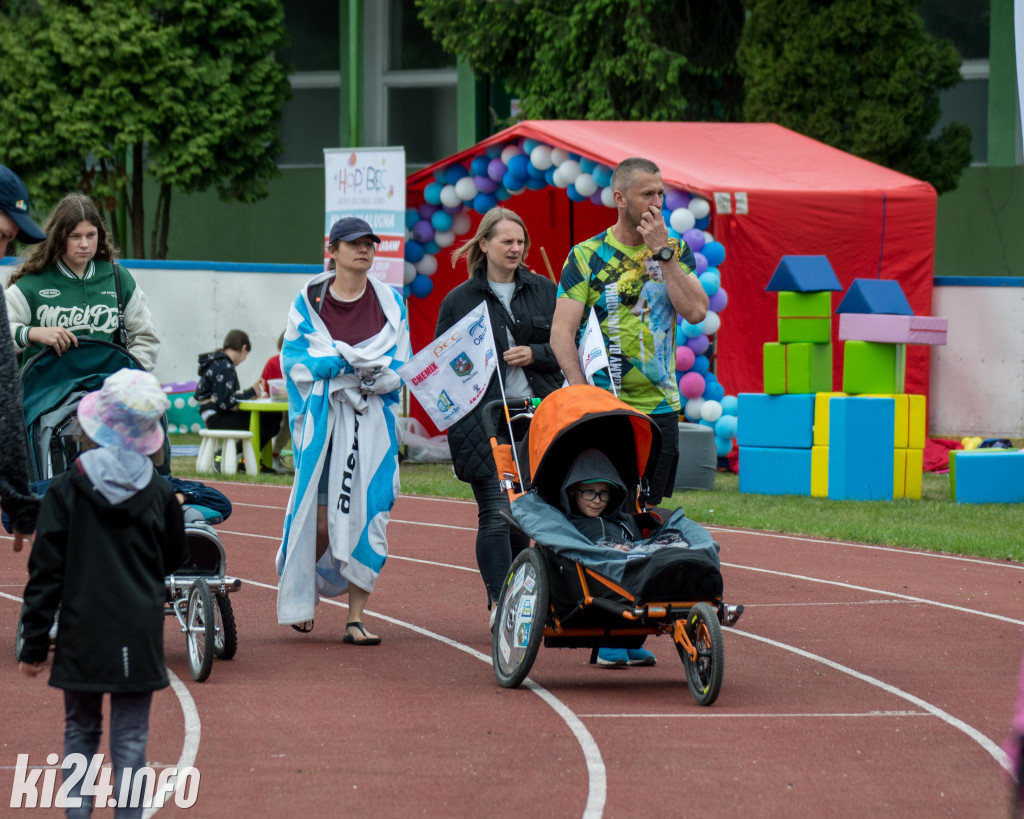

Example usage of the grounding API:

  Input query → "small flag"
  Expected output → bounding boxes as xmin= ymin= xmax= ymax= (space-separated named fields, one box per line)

xmin=579 ymin=307 xmax=610 ymax=386
xmin=398 ymin=303 xmax=497 ymax=431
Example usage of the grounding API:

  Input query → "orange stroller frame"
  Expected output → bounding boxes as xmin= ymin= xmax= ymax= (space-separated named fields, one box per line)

xmin=485 ymin=384 xmax=741 ymax=706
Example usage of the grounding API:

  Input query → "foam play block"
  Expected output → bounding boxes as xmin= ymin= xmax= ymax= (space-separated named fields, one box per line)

xmin=778 ymin=291 xmax=833 ymax=343
xmin=862 ymin=393 xmax=927 ymax=449
xmin=813 ymin=391 xmax=846 ymax=446
xmin=893 ymin=448 xmax=923 ymax=500
xmin=811 ymin=445 xmax=829 ymax=497
xmin=828 ymin=396 xmax=895 ymax=501
xmin=765 ymin=256 xmax=842 ymax=293
xmin=737 ymin=393 xmax=816 ymax=449
xmin=838 ymin=313 xmax=948 ymax=345
xmin=950 ymin=450 xmax=1024 ymax=504
xmin=763 ymin=342 xmax=832 ymax=394
xmin=739 ymin=446 xmax=812 ymax=496
xmin=842 ymin=340 xmax=905 ymax=394
xmin=835 ymin=279 xmax=913 ymax=316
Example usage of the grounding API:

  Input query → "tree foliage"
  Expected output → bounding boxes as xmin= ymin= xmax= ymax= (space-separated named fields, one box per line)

xmin=737 ymin=0 xmax=971 ymax=193
xmin=0 ymin=0 xmax=290 ymax=258
xmin=416 ymin=0 xmax=745 ymax=123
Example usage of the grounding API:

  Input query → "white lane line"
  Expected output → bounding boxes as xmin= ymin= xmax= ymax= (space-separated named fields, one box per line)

xmin=708 ymin=525 xmax=1024 ymax=571
xmin=2 ymin=592 xmax=201 ymax=818
xmin=579 ymin=710 xmax=928 ymax=719
xmin=730 ymin=628 xmax=1011 ymax=773
xmin=722 ymin=562 xmax=1024 ymax=626
xmin=240 ymin=577 xmax=606 ymax=819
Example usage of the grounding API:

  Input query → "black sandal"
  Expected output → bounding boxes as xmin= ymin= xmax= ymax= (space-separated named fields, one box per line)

xmin=290 ymin=620 xmax=314 ymax=633
xmin=343 ymin=621 xmax=381 ymax=646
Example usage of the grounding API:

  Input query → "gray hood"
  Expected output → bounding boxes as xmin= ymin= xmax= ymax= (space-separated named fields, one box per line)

xmin=78 ymin=447 xmax=155 ymax=505
xmin=560 ymin=448 xmax=629 ymax=516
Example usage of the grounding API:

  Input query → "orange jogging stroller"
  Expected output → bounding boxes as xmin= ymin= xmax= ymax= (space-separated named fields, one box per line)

xmin=485 ymin=384 xmax=742 ymax=706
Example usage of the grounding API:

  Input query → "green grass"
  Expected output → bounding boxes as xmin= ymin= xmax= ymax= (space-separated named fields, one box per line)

xmin=171 ymin=435 xmax=1024 ymax=563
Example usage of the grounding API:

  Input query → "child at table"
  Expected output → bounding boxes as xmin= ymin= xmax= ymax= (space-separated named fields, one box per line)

xmin=196 ymin=329 xmax=281 ymax=474
xmin=259 ymin=330 xmax=291 ymax=474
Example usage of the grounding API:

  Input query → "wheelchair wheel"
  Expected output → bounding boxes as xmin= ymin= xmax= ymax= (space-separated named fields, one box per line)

xmin=213 ymin=593 xmax=238 ymax=660
xmin=492 ymin=548 xmax=549 ymax=689
xmin=677 ymin=602 xmax=724 ymax=706
xmin=185 ymin=580 xmax=215 ymax=682
xmin=14 ymin=603 xmax=27 ymax=662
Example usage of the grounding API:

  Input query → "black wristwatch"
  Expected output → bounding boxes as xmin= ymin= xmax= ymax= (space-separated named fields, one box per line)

xmin=654 ymin=246 xmax=674 ymax=262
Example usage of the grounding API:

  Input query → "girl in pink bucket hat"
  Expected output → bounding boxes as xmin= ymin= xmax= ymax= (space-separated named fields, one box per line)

xmin=18 ymin=368 xmax=189 ymax=817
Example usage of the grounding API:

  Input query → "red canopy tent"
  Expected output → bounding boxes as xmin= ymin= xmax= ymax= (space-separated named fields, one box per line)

xmin=405 ymin=121 xmax=936 ymax=435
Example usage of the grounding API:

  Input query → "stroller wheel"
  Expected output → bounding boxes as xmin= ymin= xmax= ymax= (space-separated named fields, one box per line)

xmin=185 ymin=580 xmax=216 ymax=682
xmin=213 ymin=593 xmax=238 ymax=660
xmin=492 ymin=548 xmax=549 ymax=689
xmin=676 ymin=602 xmax=724 ymax=706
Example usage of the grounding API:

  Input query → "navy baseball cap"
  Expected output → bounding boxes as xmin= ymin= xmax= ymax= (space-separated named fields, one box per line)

xmin=0 ymin=166 xmax=45 ymax=243
xmin=329 ymin=216 xmax=381 ymax=244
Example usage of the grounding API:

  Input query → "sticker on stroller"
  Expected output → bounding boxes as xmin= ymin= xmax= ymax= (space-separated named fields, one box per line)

xmin=515 ymin=621 xmax=531 ymax=647
xmin=510 ymin=564 xmax=526 ymax=597
xmin=518 ymin=595 xmax=534 ymax=619
xmin=499 ymin=630 xmax=512 ymax=664
xmin=524 ymin=573 xmax=536 ymax=593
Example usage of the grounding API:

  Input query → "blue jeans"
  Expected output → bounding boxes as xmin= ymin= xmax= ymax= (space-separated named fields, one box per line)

xmin=63 ymin=690 xmax=152 ymax=819
xmin=470 ymin=478 xmax=529 ymax=602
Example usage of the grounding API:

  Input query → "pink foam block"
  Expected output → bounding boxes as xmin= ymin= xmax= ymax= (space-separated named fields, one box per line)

xmin=838 ymin=313 xmax=947 ymax=345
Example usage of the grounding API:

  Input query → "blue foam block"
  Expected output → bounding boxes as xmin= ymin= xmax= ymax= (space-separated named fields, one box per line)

xmin=951 ymin=451 xmax=1024 ymax=504
xmin=828 ymin=396 xmax=895 ymax=500
xmin=736 ymin=393 xmax=815 ymax=449
xmin=835 ymin=279 xmax=913 ymax=316
xmin=765 ymin=256 xmax=842 ymax=293
xmin=739 ymin=447 xmax=812 ymax=496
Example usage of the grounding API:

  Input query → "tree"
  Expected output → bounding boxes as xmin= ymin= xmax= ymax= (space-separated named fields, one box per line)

xmin=0 ymin=0 xmax=291 ymax=258
xmin=737 ymin=0 xmax=971 ymax=193
xmin=416 ymin=0 xmax=745 ymax=123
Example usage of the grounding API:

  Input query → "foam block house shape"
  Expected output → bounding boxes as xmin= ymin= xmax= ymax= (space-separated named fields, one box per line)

xmin=763 ymin=256 xmax=841 ymax=394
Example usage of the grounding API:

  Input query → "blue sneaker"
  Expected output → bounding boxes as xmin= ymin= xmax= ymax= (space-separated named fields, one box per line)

xmin=596 ymin=648 xmax=628 ymax=667
xmin=626 ymin=647 xmax=656 ymax=666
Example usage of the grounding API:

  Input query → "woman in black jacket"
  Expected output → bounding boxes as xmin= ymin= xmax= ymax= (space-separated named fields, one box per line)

xmin=435 ymin=207 xmax=562 ymax=622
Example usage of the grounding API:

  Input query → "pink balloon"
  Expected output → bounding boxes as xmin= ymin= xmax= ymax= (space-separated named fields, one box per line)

xmin=679 ymin=371 xmax=706 ymax=400
xmin=675 ymin=345 xmax=695 ymax=372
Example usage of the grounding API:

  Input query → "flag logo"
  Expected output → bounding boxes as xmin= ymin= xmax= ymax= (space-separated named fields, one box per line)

xmin=450 ymin=352 xmax=474 ymax=377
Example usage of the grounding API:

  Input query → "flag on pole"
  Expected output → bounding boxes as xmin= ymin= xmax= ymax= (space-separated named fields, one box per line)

xmin=578 ymin=307 xmax=615 ymax=393
xmin=398 ymin=303 xmax=497 ymax=431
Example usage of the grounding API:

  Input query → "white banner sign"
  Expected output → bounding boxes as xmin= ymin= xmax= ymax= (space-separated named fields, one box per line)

xmin=324 ymin=146 xmax=405 ymax=288
xmin=398 ymin=303 xmax=497 ymax=431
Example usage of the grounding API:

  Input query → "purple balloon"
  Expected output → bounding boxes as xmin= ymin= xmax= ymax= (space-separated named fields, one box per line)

xmin=682 ymin=228 xmax=706 ymax=252
xmin=686 ymin=334 xmax=711 ymax=355
xmin=693 ymin=251 xmax=708 ymax=275
xmin=589 ymin=191 xmax=604 ymax=206
xmin=417 ymin=202 xmax=439 ymax=219
xmin=412 ymin=220 xmax=434 ymax=244
xmin=708 ymin=287 xmax=729 ymax=313
xmin=474 ymin=174 xmax=499 ymax=195
xmin=487 ymin=157 xmax=507 ymax=182
xmin=443 ymin=203 xmax=464 ymax=215
xmin=664 ymin=189 xmax=691 ymax=212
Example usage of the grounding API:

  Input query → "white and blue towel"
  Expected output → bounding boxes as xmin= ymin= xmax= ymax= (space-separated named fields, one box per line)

xmin=275 ymin=271 xmax=410 ymax=626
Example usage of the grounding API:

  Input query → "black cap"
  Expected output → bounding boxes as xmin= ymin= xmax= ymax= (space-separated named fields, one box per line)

xmin=0 ymin=166 xmax=45 ymax=244
xmin=329 ymin=216 xmax=381 ymax=244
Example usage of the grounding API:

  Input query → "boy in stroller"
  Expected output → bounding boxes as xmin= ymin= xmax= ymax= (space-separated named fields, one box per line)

xmin=561 ymin=448 xmax=655 ymax=667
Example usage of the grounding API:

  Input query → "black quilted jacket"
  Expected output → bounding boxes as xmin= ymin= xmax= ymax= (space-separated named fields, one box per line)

xmin=435 ymin=266 xmax=563 ymax=482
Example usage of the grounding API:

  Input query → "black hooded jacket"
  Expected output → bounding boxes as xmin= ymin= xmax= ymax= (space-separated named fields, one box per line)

xmin=435 ymin=265 xmax=562 ymax=482
xmin=560 ymin=448 xmax=642 ymax=545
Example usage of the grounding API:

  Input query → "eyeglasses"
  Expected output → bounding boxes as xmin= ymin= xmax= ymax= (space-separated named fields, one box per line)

xmin=577 ymin=488 xmax=610 ymax=502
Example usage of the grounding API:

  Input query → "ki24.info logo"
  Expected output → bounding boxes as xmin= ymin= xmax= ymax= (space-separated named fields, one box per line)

xmin=10 ymin=753 xmax=199 ymax=810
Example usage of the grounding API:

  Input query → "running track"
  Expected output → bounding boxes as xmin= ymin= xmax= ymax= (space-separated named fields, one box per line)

xmin=2 ymin=481 xmax=1022 ymax=817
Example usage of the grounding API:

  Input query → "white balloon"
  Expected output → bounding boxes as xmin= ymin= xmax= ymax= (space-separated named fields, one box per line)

xmin=558 ymin=159 xmax=581 ymax=185
xmin=684 ymin=397 xmax=705 ymax=422
xmin=403 ymin=262 xmax=417 ymax=285
xmin=452 ymin=212 xmax=472 ymax=235
xmin=439 ymin=184 xmax=461 ymax=209
xmin=551 ymin=166 xmax=570 ymax=188
xmin=433 ymin=229 xmax=455 ymax=248
xmin=600 ymin=186 xmax=615 ymax=207
xmin=702 ymin=231 xmax=714 ymax=244
xmin=454 ymin=176 xmax=478 ymax=201
xmin=688 ymin=197 xmax=711 ymax=219
xmin=700 ymin=399 xmax=723 ymax=423
xmin=500 ymin=144 xmax=522 ymax=163
xmin=574 ymin=172 xmax=598 ymax=197
xmin=415 ymin=254 xmax=438 ymax=277
xmin=530 ymin=145 xmax=552 ymax=170
xmin=669 ymin=207 xmax=696 ymax=234
xmin=550 ymin=147 xmax=570 ymax=166
xmin=702 ymin=311 xmax=721 ymax=335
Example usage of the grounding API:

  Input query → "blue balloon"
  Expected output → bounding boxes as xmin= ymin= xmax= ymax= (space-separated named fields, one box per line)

xmin=593 ymin=165 xmax=612 ymax=187
xmin=495 ymin=185 xmax=511 ymax=202
xmin=403 ymin=284 xmax=411 ymax=299
xmin=431 ymin=210 xmax=453 ymax=231
xmin=699 ymin=270 xmax=721 ymax=297
xmin=484 ymin=143 xmax=502 ymax=158
xmin=526 ymin=176 xmax=547 ymax=190
xmin=695 ymin=215 xmax=710 ymax=230
xmin=681 ymin=319 xmax=705 ymax=339
xmin=522 ymin=138 xmax=538 ymax=154
xmin=405 ymin=208 xmax=420 ymax=230
xmin=444 ymin=164 xmax=469 ymax=184
xmin=691 ymin=355 xmax=710 ymax=374
xmin=424 ymin=181 xmax=444 ymax=206
xmin=410 ymin=274 xmax=434 ymax=299
xmin=527 ymin=161 xmax=547 ymax=179
xmin=715 ymin=436 xmax=734 ymax=457
xmin=507 ymin=154 xmax=531 ymax=180
xmin=470 ymin=155 xmax=489 ymax=175
xmin=424 ymin=240 xmax=440 ymax=255
xmin=473 ymin=192 xmax=497 ymax=213
xmin=715 ymin=415 xmax=738 ymax=439
xmin=579 ymin=157 xmax=596 ymax=173
xmin=544 ymin=167 xmax=558 ymax=186
xmin=404 ymin=239 xmax=425 ymax=264
xmin=703 ymin=381 xmax=725 ymax=401
xmin=702 ymin=241 xmax=726 ymax=267
xmin=503 ymin=171 xmax=525 ymax=192
xmin=567 ymin=184 xmax=587 ymax=202
xmin=721 ymin=395 xmax=738 ymax=415
xmin=676 ymin=323 xmax=686 ymax=346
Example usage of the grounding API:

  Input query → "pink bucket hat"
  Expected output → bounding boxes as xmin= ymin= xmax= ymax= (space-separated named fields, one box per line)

xmin=77 ymin=369 xmax=170 ymax=455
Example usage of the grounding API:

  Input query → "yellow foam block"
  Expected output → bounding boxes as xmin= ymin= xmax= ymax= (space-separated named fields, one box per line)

xmin=894 ymin=448 xmax=923 ymax=500
xmin=813 ymin=392 xmax=846 ymax=447
xmin=811 ymin=445 xmax=829 ymax=497
xmin=908 ymin=394 xmax=926 ymax=449
xmin=863 ymin=393 xmax=927 ymax=449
